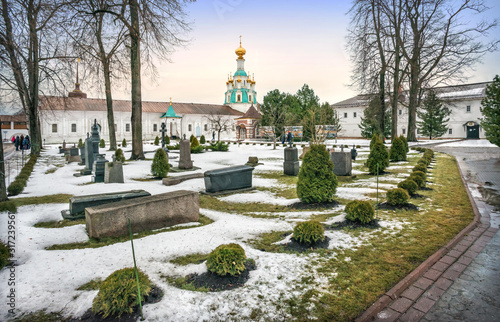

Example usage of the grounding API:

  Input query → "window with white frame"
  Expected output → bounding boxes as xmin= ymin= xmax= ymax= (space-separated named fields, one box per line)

xmin=399 ymin=109 xmax=402 ymax=115
xmin=126 ymin=123 xmax=130 ymax=132
xmin=449 ymin=128 xmax=452 ymax=134
xmin=114 ymin=124 xmax=117 ymax=131
xmin=402 ymin=128 xmax=406 ymax=135
xmin=353 ymin=112 xmax=357 ymax=118
xmin=52 ymin=124 xmax=57 ymax=133
xmin=153 ymin=124 xmax=158 ymax=132
xmin=188 ymin=124 xmax=192 ymax=131
xmin=71 ymin=123 xmax=77 ymax=132
xmin=204 ymin=124 xmax=208 ymax=131
xmin=344 ymin=112 xmax=348 ymax=118
xmin=466 ymin=105 xmax=471 ymax=112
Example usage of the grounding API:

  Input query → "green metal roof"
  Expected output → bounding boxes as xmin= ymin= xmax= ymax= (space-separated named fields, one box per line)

xmin=160 ymin=104 xmax=182 ymax=118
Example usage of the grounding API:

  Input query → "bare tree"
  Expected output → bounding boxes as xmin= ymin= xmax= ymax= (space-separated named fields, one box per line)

xmin=0 ymin=126 xmax=7 ymax=201
xmin=0 ymin=0 xmax=72 ymax=156
xmin=67 ymin=0 xmax=130 ymax=151
xmin=91 ymin=0 xmax=193 ymax=160
xmin=398 ymin=0 xmax=498 ymax=141
xmin=205 ymin=112 xmax=232 ymax=142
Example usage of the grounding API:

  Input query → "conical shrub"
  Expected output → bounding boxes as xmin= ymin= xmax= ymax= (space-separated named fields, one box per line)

xmin=297 ymin=144 xmax=338 ymax=204
xmin=390 ymin=136 xmax=407 ymax=161
xmin=151 ymin=149 xmax=169 ymax=178
xmin=367 ymin=140 xmax=389 ymax=174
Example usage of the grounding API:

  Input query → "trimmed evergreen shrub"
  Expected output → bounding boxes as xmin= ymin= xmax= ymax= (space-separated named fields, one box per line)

xmin=78 ymin=138 xmax=84 ymax=148
xmin=0 ymin=241 xmax=9 ymax=270
xmin=167 ymin=143 xmax=180 ymax=150
xmin=165 ymin=136 xmax=170 ymax=145
xmin=413 ymin=164 xmax=427 ymax=173
xmin=0 ymin=201 xmax=17 ymax=213
xmin=189 ymin=134 xmax=195 ymax=143
xmin=151 ymin=149 xmax=169 ymax=178
xmin=345 ymin=200 xmax=375 ymax=224
xmin=206 ymin=243 xmax=247 ymax=277
xmin=293 ymin=220 xmax=325 ymax=245
xmin=209 ymin=141 xmax=229 ymax=151
xmin=297 ymin=144 xmax=338 ymax=204
xmin=409 ymin=173 xmax=425 ymax=188
xmin=200 ymin=135 xmax=206 ymax=144
xmin=122 ymin=139 xmax=127 ymax=147
xmin=92 ymin=268 xmax=152 ymax=318
xmin=386 ymin=188 xmax=410 ymax=206
xmin=15 ymin=173 xmax=29 ymax=182
xmin=398 ymin=179 xmax=418 ymax=196
xmin=412 ymin=170 xmax=427 ymax=182
xmin=370 ymin=133 xmax=382 ymax=150
xmin=399 ymin=135 xmax=409 ymax=153
xmin=7 ymin=181 xmax=24 ymax=196
xmin=115 ymin=149 xmax=125 ymax=163
xmin=190 ymin=137 xmax=204 ymax=153
xmin=356 ymin=145 xmax=361 ymax=149
xmin=418 ymin=159 xmax=429 ymax=167
xmin=99 ymin=139 xmax=105 ymax=148
xmin=367 ymin=141 xmax=389 ymax=174
xmin=154 ymin=136 xmax=160 ymax=145
xmin=389 ymin=136 xmax=407 ymax=161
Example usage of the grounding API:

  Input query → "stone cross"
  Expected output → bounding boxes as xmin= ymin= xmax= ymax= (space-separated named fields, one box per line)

xmin=160 ymin=122 xmax=168 ymax=148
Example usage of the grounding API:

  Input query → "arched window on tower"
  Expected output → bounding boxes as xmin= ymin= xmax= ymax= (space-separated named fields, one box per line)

xmin=237 ymin=95 xmax=241 ymax=102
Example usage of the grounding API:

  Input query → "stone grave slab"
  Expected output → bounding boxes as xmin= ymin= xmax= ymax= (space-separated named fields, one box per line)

xmin=162 ymin=173 xmax=204 ymax=186
xmin=330 ymin=151 xmax=352 ymax=176
xmin=204 ymin=165 xmax=254 ymax=193
xmin=62 ymin=189 xmax=151 ymax=220
xmin=284 ymin=147 xmax=300 ymax=176
xmin=85 ymin=190 xmax=199 ymax=238
xmin=104 ymin=162 xmax=124 ymax=183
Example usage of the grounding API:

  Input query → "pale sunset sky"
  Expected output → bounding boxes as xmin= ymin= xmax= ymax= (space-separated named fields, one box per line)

xmin=109 ymin=0 xmax=500 ymax=105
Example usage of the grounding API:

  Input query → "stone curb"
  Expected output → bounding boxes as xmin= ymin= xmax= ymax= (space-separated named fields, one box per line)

xmin=355 ymin=155 xmax=482 ymax=322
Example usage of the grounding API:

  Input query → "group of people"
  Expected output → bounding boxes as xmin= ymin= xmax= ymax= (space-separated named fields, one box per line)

xmin=12 ymin=134 xmax=30 ymax=151
xmin=281 ymin=131 xmax=295 ymax=145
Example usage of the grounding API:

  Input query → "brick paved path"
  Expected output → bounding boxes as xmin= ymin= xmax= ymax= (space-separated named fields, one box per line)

xmin=357 ymin=144 xmax=500 ymax=322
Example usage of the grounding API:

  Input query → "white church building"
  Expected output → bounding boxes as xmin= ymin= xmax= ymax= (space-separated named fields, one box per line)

xmin=332 ymin=82 xmax=491 ymax=139
xmin=39 ymin=40 xmax=260 ymax=144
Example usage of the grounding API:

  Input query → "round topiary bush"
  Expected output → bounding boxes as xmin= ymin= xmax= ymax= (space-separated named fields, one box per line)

xmin=154 ymin=136 xmax=160 ymax=146
xmin=367 ymin=140 xmax=389 ymax=174
xmin=99 ymin=139 xmax=105 ymax=148
xmin=345 ymin=200 xmax=375 ymax=224
xmin=390 ymin=136 xmax=407 ymax=161
xmin=122 ymin=139 xmax=127 ymax=148
xmin=115 ymin=149 xmax=126 ymax=163
xmin=206 ymin=243 xmax=247 ymax=277
xmin=418 ymin=159 xmax=429 ymax=167
xmin=409 ymin=173 xmax=425 ymax=188
xmin=292 ymin=220 xmax=325 ymax=245
xmin=297 ymin=144 xmax=338 ymax=204
xmin=398 ymin=179 xmax=418 ymax=196
xmin=200 ymin=135 xmax=206 ymax=144
xmin=413 ymin=164 xmax=427 ymax=173
xmin=151 ymin=149 xmax=169 ymax=178
xmin=15 ymin=173 xmax=29 ymax=182
xmin=7 ymin=181 xmax=24 ymax=196
xmin=387 ymin=188 xmax=410 ymax=206
xmin=412 ymin=170 xmax=427 ymax=182
xmin=92 ymin=268 xmax=152 ymax=318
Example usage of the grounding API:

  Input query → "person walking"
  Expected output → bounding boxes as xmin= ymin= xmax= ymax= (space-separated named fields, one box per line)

xmin=25 ymin=135 xmax=30 ymax=149
xmin=20 ymin=134 xmax=24 ymax=150
xmin=14 ymin=136 xmax=19 ymax=151
xmin=286 ymin=131 xmax=292 ymax=144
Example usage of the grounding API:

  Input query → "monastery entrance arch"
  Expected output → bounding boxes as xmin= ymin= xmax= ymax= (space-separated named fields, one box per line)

xmin=465 ymin=121 xmax=479 ymax=139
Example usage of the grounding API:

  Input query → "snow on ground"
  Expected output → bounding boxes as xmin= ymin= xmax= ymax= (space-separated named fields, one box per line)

xmin=0 ymin=142 xmax=414 ymax=321
xmin=435 ymin=139 xmax=497 ymax=148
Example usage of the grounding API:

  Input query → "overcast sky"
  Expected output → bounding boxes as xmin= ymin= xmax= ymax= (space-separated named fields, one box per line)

xmin=103 ymin=0 xmax=500 ymax=105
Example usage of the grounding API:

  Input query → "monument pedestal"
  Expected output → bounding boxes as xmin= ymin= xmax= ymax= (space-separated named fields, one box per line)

xmin=330 ymin=151 xmax=352 ymax=176
xmin=284 ymin=147 xmax=299 ymax=176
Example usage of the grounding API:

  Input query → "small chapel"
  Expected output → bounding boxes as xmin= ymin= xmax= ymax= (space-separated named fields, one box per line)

xmin=38 ymin=39 xmax=262 ymax=144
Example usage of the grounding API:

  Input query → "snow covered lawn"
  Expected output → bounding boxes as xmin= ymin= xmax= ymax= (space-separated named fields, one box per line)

xmin=0 ymin=140 xmax=470 ymax=321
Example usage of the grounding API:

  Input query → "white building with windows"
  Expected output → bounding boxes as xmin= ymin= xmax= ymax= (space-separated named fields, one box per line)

xmin=38 ymin=39 xmax=263 ymax=144
xmin=332 ymin=82 xmax=490 ymax=139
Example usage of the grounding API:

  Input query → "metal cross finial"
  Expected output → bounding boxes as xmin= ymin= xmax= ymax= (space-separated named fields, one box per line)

xmin=239 ymin=35 xmax=242 ymax=46
xmin=170 ymin=97 xmax=172 ymax=104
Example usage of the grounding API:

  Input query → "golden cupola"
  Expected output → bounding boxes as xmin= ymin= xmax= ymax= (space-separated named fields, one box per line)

xmin=235 ymin=36 xmax=246 ymax=59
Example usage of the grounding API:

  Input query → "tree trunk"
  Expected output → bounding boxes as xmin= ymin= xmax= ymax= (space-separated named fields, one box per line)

xmin=0 ymin=128 xmax=8 ymax=201
xmin=129 ymin=0 xmax=144 ymax=160
xmin=103 ymin=62 xmax=117 ymax=150
xmin=379 ymin=70 xmax=386 ymax=140
xmin=27 ymin=4 xmax=42 ymax=156
xmin=407 ymin=62 xmax=418 ymax=142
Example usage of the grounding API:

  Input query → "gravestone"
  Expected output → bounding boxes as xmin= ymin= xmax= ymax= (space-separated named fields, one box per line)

xmin=284 ymin=147 xmax=300 ymax=176
xmin=93 ymin=155 xmax=109 ymax=182
xmin=85 ymin=190 xmax=199 ymax=238
xmin=160 ymin=122 xmax=169 ymax=154
xmin=245 ymin=156 xmax=262 ymax=167
xmin=299 ymin=146 xmax=310 ymax=159
xmin=67 ymin=146 xmax=81 ymax=163
xmin=178 ymin=135 xmax=193 ymax=169
xmin=104 ymin=158 xmax=124 ymax=183
xmin=204 ymin=165 xmax=254 ymax=193
xmin=81 ymin=135 xmax=93 ymax=175
xmin=62 ymin=189 xmax=151 ymax=220
xmin=351 ymin=145 xmax=358 ymax=160
xmin=79 ymin=144 xmax=86 ymax=165
xmin=330 ymin=151 xmax=352 ymax=176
